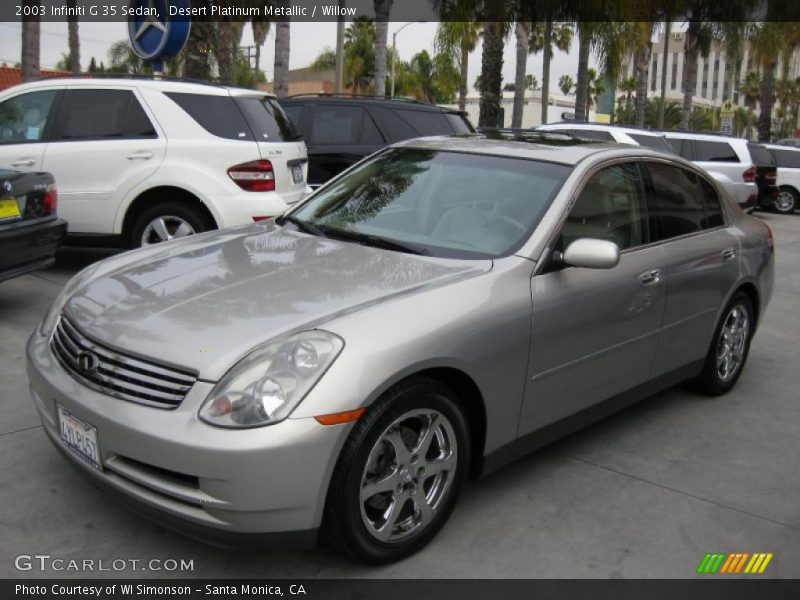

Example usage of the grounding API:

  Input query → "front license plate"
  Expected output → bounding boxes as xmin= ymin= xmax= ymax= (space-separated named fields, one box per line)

xmin=0 ymin=197 xmax=20 ymax=220
xmin=291 ymin=164 xmax=304 ymax=184
xmin=57 ymin=405 xmax=102 ymax=470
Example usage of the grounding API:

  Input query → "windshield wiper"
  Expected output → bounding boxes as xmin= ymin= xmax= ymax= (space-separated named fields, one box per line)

xmin=318 ymin=226 xmax=430 ymax=256
xmin=276 ymin=215 xmax=327 ymax=238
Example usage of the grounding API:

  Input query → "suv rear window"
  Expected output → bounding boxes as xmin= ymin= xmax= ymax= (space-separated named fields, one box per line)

xmin=236 ymin=96 xmax=299 ymax=141
xmin=165 ymin=92 xmax=253 ymax=141
xmin=747 ymin=143 xmax=776 ymax=167
xmin=772 ymin=148 xmax=800 ymax=168
xmin=666 ymin=137 xmax=693 ymax=160
xmin=696 ymin=140 xmax=739 ymax=162
xmin=394 ymin=108 xmax=455 ymax=136
xmin=58 ymin=89 xmax=156 ymax=140
xmin=445 ymin=113 xmax=473 ymax=134
xmin=628 ymin=133 xmax=671 ymax=152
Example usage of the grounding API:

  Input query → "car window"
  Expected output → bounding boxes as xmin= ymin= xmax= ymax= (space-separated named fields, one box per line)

xmin=698 ymin=177 xmax=725 ymax=228
xmin=628 ymin=133 xmax=672 ymax=152
xmin=645 ymin=163 xmax=711 ymax=240
xmin=235 ymin=96 xmax=299 ymax=141
xmin=290 ymin=148 xmax=570 ymax=259
xmin=445 ymin=113 xmax=473 ymax=134
xmin=548 ymin=128 xmax=613 ymax=141
xmin=747 ymin=143 xmax=775 ymax=167
xmin=165 ymin=92 xmax=253 ymax=141
xmin=695 ymin=140 xmax=739 ymax=162
xmin=559 ymin=163 xmax=647 ymax=252
xmin=0 ymin=90 xmax=57 ymax=144
xmin=309 ymin=105 xmax=362 ymax=145
xmin=666 ymin=137 xmax=694 ymax=160
xmin=772 ymin=148 xmax=800 ymax=168
xmin=360 ymin=113 xmax=384 ymax=144
xmin=57 ymin=89 xmax=156 ymax=140
xmin=370 ymin=106 xmax=419 ymax=141
xmin=394 ymin=109 xmax=454 ymax=135
xmin=282 ymin=104 xmax=305 ymax=133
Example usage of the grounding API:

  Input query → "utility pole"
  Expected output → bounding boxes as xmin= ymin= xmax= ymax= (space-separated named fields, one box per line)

xmin=659 ymin=21 xmax=671 ymax=129
xmin=335 ymin=0 xmax=344 ymax=93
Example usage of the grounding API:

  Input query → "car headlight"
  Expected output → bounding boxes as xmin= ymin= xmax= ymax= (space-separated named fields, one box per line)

xmin=39 ymin=262 xmax=103 ymax=336
xmin=199 ymin=330 xmax=344 ymax=428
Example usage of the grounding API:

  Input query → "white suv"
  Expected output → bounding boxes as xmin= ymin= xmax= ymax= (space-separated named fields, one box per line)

xmin=765 ymin=143 xmax=800 ymax=213
xmin=535 ymin=122 xmax=674 ymax=152
xmin=0 ymin=78 xmax=308 ymax=246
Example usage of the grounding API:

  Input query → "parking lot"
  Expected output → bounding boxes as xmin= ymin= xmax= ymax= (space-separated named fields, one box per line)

xmin=0 ymin=211 xmax=798 ymax=579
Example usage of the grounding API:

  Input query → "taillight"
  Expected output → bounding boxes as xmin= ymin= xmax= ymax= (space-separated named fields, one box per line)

xmin=228 ymin=160 xmax=275 ymax=192
xmin=742 ymin=166 xmax=756 ymax=183
xmin=42 ymin=184 xmax=57 ymax=215
xmin=766 ymin=172 xmax=777 ymax=183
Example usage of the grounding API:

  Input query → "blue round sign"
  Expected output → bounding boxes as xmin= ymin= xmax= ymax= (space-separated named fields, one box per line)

xmin=128 ymin=0 xmax=191 ymax=62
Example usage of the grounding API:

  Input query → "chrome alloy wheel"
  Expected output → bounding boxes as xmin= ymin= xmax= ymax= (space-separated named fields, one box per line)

xmin=140 ymin=215 xmax=196 ymax=246
xmin=717 ymin=304 xmax=750 ymax=382
xmin=359 ymin=409 xmax=457 ymax=543
xmin=775 ymin=190 xmax=796 ymax=213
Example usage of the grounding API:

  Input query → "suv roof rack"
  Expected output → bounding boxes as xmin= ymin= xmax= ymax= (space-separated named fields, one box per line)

xmin=655 ymin=129 xmax=746 ymax=139
xmin=283 ymin=92 xmax=439 ymax=107
xmin=541 ymin=121 xmax=663 ymax=133
xmin=33 ymin=72 xmax=258 ymax=91
xmin=477 ymin=127 xmax=603 ymax=143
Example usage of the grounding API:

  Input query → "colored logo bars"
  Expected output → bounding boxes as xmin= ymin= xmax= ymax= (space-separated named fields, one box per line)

xmin=696 ymin=552 xmax=774 ymax=574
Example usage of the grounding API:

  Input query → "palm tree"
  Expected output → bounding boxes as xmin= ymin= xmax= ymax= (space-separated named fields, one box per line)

xmin=273 ymin=0 xmax=291 ymax=97
xmin=66 ymin=0 xmax=80 ymax=74
xmin=252 ymin=18 xmax=270 ymax=76
xmin=530 ymin=22 xmax=573 ymax=123
xmin=586 ymin=68 xmax=605 ymax=111
xmin=21 ymin=3 xmax=40 ymax=82
xmin=617 ymin=76 xmax=637 ymax=124
xmin=184 ymin=0 xmax=212 ymax=80
xmin=108 ymin=39 xmax=145 ymax=74
xmin=740 ymin=72 xmax=760 ymax=109
xmin=558 ymin=74 xmax=574 ymax=96
xmin=478 ymin=19 xmax=507 ymax=127
xmin=435 ymin=22 xmax=481 ymax=111
xmin=511 ymin=21 xmax=531 ymax=128
xmin=574 ymin=23 xmax=592 ymax=121
xmin=373 ymin=0 xmax=393 ymax=97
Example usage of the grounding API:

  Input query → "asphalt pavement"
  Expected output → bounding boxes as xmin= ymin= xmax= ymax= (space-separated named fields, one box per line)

xmin=1 ymin=213 xmax=798 ymax=579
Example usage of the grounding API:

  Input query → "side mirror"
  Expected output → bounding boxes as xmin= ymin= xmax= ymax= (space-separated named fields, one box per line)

xmin=562 ymin=238 xmax=620 ymax=269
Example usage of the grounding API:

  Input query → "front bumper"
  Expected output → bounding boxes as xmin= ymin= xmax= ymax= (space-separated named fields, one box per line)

xmin=0 ymin=218 xmax=67 ymax=282
xmin=26 ymin=332 xmax=350 ymax=545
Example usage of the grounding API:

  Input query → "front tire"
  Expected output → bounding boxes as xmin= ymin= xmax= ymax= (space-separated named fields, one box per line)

xmin=692 ymin=292 xmax=754 ymax=395
xmin=774 ymin=187 xmax=798 ymax=214
xmin=130 ymin=202 xmax=214 ymax=248
xmin=322 ymin=377 xmax=470 ymax=563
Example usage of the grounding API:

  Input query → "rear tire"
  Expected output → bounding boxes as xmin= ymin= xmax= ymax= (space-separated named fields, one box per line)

xmin=129 ymin=201 xmax=214 ymax=248
xmin=774 ymin=187 xmax=798 ymax=214
xmin=322 ymin=377 xmax=470 ymax=564
xmin=692 ymin=292 xmax=754 ymax=396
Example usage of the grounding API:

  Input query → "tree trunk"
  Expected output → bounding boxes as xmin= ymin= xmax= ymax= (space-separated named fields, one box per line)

xmin=679 ymin=25 xmax=699 ymax=130
xmin=215 ymin=22 xmax=236 ymax=84
xmin=478 ymin=21 xmax=504 ymax=128
xmin=541 ymin=19 xmax=552 ymax=124
xmin=634 ymin=44 xmax=651 ymax=127
xmin=758 ymin=60 xmax=775 ymax=142
xmin=21 ymin=4 xmax=40 ymax=83
xmin=659 ymin=21 xmax=670 ymax=129
xmin=458 ymin=39 xmax=469 ymax=111
xmin=511 ymin=22 xmax=530 ymax=129
xmin=574 ymin=27 xmax=591 ymax=122
xmin=273 ymin=10 xmax=291 ymax=98
xmin=66 ymin=0 xmax=80 ymax=74
xmin=184 ymin=0 xmax=212 ymax=80
xmin=373 ymin=1 xmax=393 ymax=97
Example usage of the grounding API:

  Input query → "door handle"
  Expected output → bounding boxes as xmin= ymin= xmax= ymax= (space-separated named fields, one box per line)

xmin=11 ymin=158 xmax=35 ymax=167
xmin=721 ymin=248 xmax=736 ymax=261
xmin=126 ymin=151 xmax=154 ymax=160
xmin=638 ymin=268 xmax=663 ymax=286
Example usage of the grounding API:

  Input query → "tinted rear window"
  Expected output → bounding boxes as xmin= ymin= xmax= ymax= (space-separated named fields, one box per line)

xmin=696 ymin=140 xmax=739 ymax=162
xmin=282 ymin=104 xmax=305 ymax=133
xmin=165 ymin=92 xmax=253 ymax=141
xmin=59 ymin=89 xmax=156 ymax=140
xmin=645 ymin=163 xmax=710 ymax=239
xmin=747 ymin=143 xmax=775 ymax=167
xmin=236 ymin=97 xmax=299 ymax=141
xmin=772 ymin=148 xmax=800 ymax=168
xmin=666 ymin=137 xmax=693 ymax=160
xmin=395 ymin=109 xmax=455 ymax=136
xmin=628 ymin=133 xmax=672 ymax=152
xmin=445 ymin=113 xmax=473 ymax=134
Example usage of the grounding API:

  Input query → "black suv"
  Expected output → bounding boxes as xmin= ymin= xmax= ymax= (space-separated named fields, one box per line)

xmin=279 ymin=95 xmax=474 ymax=187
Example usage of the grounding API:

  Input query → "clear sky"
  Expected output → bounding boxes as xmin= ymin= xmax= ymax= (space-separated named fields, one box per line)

xmin=0 ymin=21 xmax=590 ymax=93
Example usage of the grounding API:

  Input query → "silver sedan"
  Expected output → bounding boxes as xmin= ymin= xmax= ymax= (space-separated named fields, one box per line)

xmin=27 ymin=135 xmax=774 ymax=563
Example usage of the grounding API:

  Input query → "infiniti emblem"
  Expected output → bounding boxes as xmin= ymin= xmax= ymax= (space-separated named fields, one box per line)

xmin=76 ymin=351 xmax=100 ymax=374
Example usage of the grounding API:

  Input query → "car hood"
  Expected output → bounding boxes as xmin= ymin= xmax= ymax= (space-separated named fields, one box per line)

xmin=64 ymin=223 xmax=490 ymax=380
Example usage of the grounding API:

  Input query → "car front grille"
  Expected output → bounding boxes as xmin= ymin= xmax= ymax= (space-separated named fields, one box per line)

xmin=51 ymin=316 xmax=197 ymax=409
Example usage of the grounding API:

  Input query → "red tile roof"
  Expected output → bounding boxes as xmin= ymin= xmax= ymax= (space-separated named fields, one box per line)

xmin=0 ymin=66 xmax=72 ymax=92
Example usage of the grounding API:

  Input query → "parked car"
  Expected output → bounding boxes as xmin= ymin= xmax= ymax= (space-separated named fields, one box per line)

xmin=764 ymin=143 xmax=800 ymax=213
xmin=535 ymin=122 xmax=673 ymax=152
xmin=660 ymin=131 xmax=759 ymax=211
xmin=775 ymin=138 xmax=800 ymax=148
xmin=0 ymin=169 xmax=66 ymax=282
xmin=29 ymin=134 xmax=773 ymax=563
xmin=0 ymin=78 xmax=307 ymax=248
xmin=745 ymin=142 xmax=780 ymax=209
xmin=278 ymin=94 xmax=474 ymax=187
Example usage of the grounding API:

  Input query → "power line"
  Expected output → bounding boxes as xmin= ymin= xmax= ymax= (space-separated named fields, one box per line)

xmin=0 ymin=23 xmax=122 ymax=45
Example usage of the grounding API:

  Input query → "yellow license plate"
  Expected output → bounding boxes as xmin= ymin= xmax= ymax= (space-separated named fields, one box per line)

xmin=0 ymin=197 xmax=20 ymax=220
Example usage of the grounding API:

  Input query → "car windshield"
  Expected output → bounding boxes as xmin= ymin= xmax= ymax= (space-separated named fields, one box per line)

xmin=285 ymin=148 xmax=570 ymax=259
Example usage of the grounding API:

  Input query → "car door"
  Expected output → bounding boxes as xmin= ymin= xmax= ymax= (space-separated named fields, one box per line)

xmin=42 ymin=87 xmax=165 ymax=234
xmin=518 ymin=162 xmax=668 ymax=435
xmin=642 ymin=161 xmax=742 ymax=377
xmin=0 ymin=88 xmax=61 ymax=172
xmin=305 ymin=103 xmax=385 ymax=186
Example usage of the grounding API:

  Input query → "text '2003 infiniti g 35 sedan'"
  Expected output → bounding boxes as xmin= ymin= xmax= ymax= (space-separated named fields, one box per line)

xmin=27 ymin=134 xmax=774 ymax=563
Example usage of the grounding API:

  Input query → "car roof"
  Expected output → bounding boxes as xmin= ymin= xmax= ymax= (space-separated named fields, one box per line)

xmin=659 ymin=130 xmax=748 ymax=143
xmin=538 ymin=122 xmax=664 ymax=137
xmin=0 ymin=77 xmax=276 ymax=99
xmin=392 ymin=133 xmax=672 ymax=166
xmin=279 ymin=94 xmax=460 ymax=113
xmin=765 ymin=143 xmax=800 ymax=151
